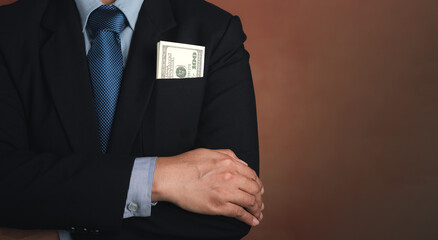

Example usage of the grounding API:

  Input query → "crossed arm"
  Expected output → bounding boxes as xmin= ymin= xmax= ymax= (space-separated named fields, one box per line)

xmin=0 ymin=11 xmax=263 ymax=239
xmin=0 ymin=148 xmax=264 ymax=240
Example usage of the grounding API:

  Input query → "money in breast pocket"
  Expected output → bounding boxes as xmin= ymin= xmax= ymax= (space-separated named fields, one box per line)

xmin=156 ymin=41 xmax=205 ymax=79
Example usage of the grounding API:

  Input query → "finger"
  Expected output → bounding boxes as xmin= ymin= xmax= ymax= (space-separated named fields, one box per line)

xmin=214 ymin=149 xmax=248 ymax=166
xmin=233 ymin=163 xmax=264 ymax=195
xmin=222 ymin=176 xmax=262 ymax=218
xmin=234 ymin=164 xmax=260 ymax=185
xmin=222 ymin=203 xmax=260 ymax=226
xmin=229 ymin=189 xmax=262 ymax=219
xmin=236 ymin=175 xmax=260 ymax=195
xmin=249 ymin=169 xmax=264 ymax=195
xmin=252 ymin=189 xmax=263 ymax=219
xmin=235 ymin=175 xmax=263 ymax=211
xmin=256 ymin=176 xmax=264 ymax=195
xmin=234 ymin=173 xmax=264 ymax=218
xmin=220 ymin=171 xmax=262 ymax=219
xmin=238 ymin=188 xmax=263 ymax=220
xmin=255 ymin=192 xmax=263 ymax=219
xmin=233 ymin=165 xmax=263 ymax=203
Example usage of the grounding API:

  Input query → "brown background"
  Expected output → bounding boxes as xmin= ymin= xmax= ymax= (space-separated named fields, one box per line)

xmin=207 ymin=0 xmax=438 ymax=240
xmin=1 ymin=0 xmax=438 ymax=239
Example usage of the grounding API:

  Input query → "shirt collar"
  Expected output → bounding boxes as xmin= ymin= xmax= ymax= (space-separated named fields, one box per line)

xmin=75 ymin=0 xmax=144 ymax=32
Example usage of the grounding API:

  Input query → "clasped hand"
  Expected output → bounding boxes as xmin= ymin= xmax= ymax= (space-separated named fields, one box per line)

xmin=152 ymin=148 xmax=265 ymax=226
xmin=0 ymin=148 xmax=265 ymax=239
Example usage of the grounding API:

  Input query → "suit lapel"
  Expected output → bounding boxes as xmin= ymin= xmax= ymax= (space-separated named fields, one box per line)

xmin=40 ymin=0 xmax=101 ymax=153
xmin=107 ymin=0 xmax=176 ymax=154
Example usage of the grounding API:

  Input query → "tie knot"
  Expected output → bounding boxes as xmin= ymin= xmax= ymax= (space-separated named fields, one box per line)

xmin=88 ymin=5 xmax=126 ymax=36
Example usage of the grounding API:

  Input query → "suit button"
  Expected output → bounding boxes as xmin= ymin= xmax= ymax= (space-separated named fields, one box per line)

xmin=83 ymin=228 xmax=88 ymax=232
xmin=127 ymin=202 xmax=139 ymax=212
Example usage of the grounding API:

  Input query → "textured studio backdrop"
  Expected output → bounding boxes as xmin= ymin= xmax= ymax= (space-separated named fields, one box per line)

xmin=1 ymin=0 xmax=438 ymax=239
xmin=208 ymin=1 xmax=438 ymax=239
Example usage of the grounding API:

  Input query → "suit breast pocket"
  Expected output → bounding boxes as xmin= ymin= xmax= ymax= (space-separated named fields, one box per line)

xmin=145 ymin=77 xmax=206 ymax=155
xmin=153 ymin=77 xmax=206 ymax=104
xmin=154 ymin=77 xmax=205 ymax=94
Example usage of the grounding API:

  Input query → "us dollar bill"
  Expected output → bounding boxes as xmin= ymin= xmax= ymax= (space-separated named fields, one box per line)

xmin=156 ymin=41 xmax=205 ymax=79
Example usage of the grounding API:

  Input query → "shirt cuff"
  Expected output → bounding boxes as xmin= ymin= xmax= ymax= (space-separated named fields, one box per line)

xmin=123 ymin=156 xmax=157 ymax=218
xmin=58 ymin=230 xmax=72 ymax=240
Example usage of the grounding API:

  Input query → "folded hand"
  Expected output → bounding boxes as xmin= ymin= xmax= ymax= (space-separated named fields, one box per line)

xmin=152 ymin=148 xmax=265 ymax=226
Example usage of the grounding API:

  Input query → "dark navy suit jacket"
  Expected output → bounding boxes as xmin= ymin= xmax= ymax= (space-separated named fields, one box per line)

xmin=0 ymin=0 xmax=259 ymax=239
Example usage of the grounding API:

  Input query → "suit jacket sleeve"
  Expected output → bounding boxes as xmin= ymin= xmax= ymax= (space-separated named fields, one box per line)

xmin=0 ymin=51 xmax=136 ymax=233
xmin=128 ymin=16 xmax=260 ymax=240
xmin=193 ymin=15 xmax=260 ymax=239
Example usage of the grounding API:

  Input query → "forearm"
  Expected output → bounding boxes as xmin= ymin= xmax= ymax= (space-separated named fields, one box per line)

xmin=55 ymin=157 xmax=156 ymax=240
xmin=144 ymin=15 xmax=260 ymax=239
xmin=133 ymin=203 xmax=251 ymax=240
xmin=0 ymin=151 xmax=135 ymax=233
xmin=148 ymin=149 xmax=259 ymax=240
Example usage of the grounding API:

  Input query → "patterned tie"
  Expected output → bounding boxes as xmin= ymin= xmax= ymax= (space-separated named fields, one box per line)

xmin=87 ymin=5 xmax=126 ymax=153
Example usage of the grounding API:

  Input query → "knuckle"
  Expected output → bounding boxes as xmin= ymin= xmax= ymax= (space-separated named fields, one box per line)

xmin=207 ymin=196 xmax=224 ymax=212
xmin=235 ymin=208 xmax=246 ymax=218
xmin=195 ymin=148 xmax=208 ymax=155
xmin=251 ymin=182 xmax=260 ymax=194
xmin=221 ymin=171 xmax=234 ymax=181
xmin=250 ymin=169 xmax=258 ymax=179
xmin=248 ymin=196 xmax=256 ymax=207
xmin=246 ymin=181 xmax=258 ymax=194
xmin=225 ymin=149 xmax=234 ymax=155
xmin=240 ymin=177 xmax=249 ymax=187
xmin=221 ymin=158 xmax=234 ymax=167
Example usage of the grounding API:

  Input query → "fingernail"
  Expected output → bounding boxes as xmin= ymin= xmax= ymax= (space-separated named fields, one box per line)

xmin=262 ymin=203 xmax=265 ymax=211
xmin=261 ymin=187 xmax=265 ymax=194
xmin=260 ymin=213 xmax=264 ymax=220
xmin=239 ymin=159 xmax=248 ymax=166
xmin=252 ymin=218 xmax=260 ymax=226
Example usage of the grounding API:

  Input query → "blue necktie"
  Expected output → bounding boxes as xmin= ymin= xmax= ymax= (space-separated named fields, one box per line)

xmin=87 ymin=6 xmax=126 ymax=153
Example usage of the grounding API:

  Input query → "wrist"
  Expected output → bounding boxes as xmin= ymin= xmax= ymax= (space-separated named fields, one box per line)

xmin=151 ymin=156 xmax=170 ymax=202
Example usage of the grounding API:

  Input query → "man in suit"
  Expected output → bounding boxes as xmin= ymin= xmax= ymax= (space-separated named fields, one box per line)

xmin=0 ymin=0 xmax=263 ymax=239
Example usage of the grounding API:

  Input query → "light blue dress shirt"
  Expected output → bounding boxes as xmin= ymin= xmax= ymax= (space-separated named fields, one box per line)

xmin=59 ymin=0 xmax=155 ymax=239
